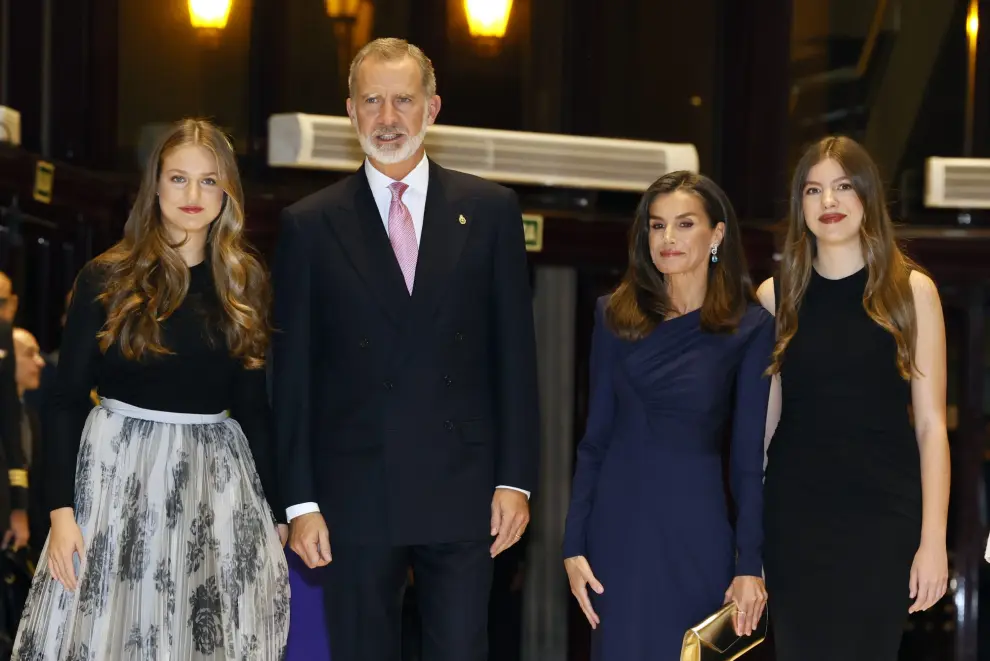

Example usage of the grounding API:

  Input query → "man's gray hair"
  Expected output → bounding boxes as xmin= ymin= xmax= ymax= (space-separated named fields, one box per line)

xmin=348 ymin=38 xmax=437 ymax=99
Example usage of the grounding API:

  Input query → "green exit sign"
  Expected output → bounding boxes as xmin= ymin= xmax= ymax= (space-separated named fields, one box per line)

xmin=522 ymin=214 xmax=543 ymax=252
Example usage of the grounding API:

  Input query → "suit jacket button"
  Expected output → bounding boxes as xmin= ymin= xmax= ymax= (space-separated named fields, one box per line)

xmin=359 ymin=338 xmax=370 ymax=348
xmin=443 ymin=375 xmax=452 ymax=386
xmin=454 ymin=332 xmax=464 ymax=342
xmin=384 ymin=380 xmax=393 ymax=390
xmin=444 ymin=420 xmax=454 ymax=431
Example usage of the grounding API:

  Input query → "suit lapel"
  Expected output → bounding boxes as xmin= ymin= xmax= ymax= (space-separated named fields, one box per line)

xmin=325 ymin=167 xmax=410 ymax=325
xmin=410 ymin=160 xmax=471 ymax=317
xmin=324 ymin=161 xmax=472 ymax=327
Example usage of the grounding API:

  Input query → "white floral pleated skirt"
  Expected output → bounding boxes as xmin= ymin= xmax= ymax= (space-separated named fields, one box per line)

xmin=11 ymin=398 xmax=290 ymax=660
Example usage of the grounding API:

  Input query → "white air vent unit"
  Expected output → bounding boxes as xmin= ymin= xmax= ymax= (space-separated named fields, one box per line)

xmin=0 ymin=106 xmax=21 ymax=146
xmin=268 ymin=113 xmax=699 ymax=192
xmin=924 ymin=156 xmax=990 ymax=209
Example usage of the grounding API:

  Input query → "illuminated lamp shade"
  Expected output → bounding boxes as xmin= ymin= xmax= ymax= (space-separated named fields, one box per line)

xmin=326 ymin=0 xmax=362 ymax=20
xmin=464 ymin=0 xmax=514 ymax=39
xmin=189 ymin=0 xmax=232 ymax=30
xmin=967 ymin=0 xmax=979 ymax=41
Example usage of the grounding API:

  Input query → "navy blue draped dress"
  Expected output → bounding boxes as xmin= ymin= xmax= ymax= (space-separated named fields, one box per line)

xmin=563 ymin=298 xmax=774 ymax=660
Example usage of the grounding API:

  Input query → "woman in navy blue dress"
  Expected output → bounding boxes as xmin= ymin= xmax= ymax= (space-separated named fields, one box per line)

xmin=563 ymin=171 xmax=774 ymax=660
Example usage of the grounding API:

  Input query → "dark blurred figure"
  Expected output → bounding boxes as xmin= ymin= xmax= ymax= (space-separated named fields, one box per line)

xmin=0 ymin=328 xmax=45 ymax=659
xmin=0 ymin=274 xmax=18 ymax=326
xmin=23 ymin=290 xmax=69 ymax=420
xmin=0 ymin=274 xmax=27 ymax=661
xmin=11 ymin=328 xmax=45 ymax=558
xmin=0 ymin=315 xmax=27 ymax=555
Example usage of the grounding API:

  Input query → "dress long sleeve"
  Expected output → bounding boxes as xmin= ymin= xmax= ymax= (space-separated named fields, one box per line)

xmin=44 ymin=264 xmax=105 ymax=513
xmin=230 ymin=363 xmax=285 ymax=524
xmin=730 ymin=313 xmax=775 ymax=577
xmin=562 ymin=299 xmax=617 ymax=559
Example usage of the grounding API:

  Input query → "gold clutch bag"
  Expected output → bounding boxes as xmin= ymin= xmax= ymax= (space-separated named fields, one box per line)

xmin=680 ymin=602 xmax=768 ymax=661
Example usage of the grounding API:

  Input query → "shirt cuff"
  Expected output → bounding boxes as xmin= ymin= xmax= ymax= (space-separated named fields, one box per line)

xmin=496 ymin=485 xmax=531 ymax=499
xmin=286 ymin=502 xmax=320 ymax=522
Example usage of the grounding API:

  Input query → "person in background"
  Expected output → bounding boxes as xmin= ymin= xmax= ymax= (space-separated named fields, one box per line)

xmin=11 ymin=328 xmax=44 ymax=558
xmin=759 ymin=135 xmax=950 ymax=661
xmin=24 ymin=290 xmax=71 ymax=419
xmin=0 ymin=277 xmax=28 ymax=556
xmin=10 ymin=118 xmax=290 ymax=660
xmin=562 ymin=171 xmax=773 ymax=660
xmin=0 ymin=273 xmax=19 ymax=324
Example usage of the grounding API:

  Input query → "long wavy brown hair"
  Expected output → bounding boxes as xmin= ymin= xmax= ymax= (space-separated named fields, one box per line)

xmin=770 ymin=136 xmax=921 ymax=379
xmin=606 ymin=171 xmax=754 ymax=340
xmin=93 ymin=119 xmax=270 ymax=368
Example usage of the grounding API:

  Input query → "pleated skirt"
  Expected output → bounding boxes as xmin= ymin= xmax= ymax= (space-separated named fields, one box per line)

xmin=11 ymin=398 xmax=290 ymax=660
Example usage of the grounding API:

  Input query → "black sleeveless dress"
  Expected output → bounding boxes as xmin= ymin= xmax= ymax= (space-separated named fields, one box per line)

xmin=763 ymin=267 xmax=921 ymax=661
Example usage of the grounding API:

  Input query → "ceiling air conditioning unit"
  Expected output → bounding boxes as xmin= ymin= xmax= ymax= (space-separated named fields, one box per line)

xmin=268 ymin=113 xmax=699 ymax=192
xmin=924 ymin=156 xmax=990 ymax=209
xmin=0 ymin=106 xmax=21 ymax=146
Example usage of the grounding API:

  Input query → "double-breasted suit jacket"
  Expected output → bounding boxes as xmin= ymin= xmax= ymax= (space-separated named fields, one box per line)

xmin=272 ymin=157 xmax=540 ymax=547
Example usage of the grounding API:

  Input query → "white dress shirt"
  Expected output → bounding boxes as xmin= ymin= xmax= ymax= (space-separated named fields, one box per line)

xmin=285 ymin=155 xmax=529 ymax=523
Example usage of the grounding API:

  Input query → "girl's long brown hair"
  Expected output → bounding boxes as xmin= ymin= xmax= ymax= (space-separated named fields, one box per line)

xmin=771 ymin=136 xmax=921 ymax=379
xmin=93 ymin=119 xmax=270 ymax=368
xmin=606 ymin=171 xmax=754 ymax=340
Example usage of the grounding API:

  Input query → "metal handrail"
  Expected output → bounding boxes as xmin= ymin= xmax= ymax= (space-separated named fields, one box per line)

xmin=788 ymin=0 xmax=892 ymax=113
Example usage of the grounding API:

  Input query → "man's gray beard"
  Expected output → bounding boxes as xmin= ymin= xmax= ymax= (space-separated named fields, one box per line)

xmin=356 ymin=118 xmax=430 ymax=165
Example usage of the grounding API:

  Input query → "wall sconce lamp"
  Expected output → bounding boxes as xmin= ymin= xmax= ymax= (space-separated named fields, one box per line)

xmin=189 ymin=0 xmax=233 ymax=48
xmin=964 ymin=0 xmax=979 ymax=156
xmin=464 ymin=0 xmax=513 ymax=54
xmin=326 ymin=0 xmax=362 ymax=21
xmin=326 ymin=0 xmax=365 ymax=93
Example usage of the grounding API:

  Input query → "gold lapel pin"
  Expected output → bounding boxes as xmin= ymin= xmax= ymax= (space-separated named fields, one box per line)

xmin=458 ymin=214 xmax=467 ymax=225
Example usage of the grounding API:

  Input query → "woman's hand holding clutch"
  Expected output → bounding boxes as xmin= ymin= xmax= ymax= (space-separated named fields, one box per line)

xmin=565 ymin=555 xmax=604 ymax=629
xmin=723 ymin=575 xmax=767 ymax=636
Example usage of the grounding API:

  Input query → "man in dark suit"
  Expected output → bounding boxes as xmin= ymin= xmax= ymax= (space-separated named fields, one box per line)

xmin=272 ymin=37 xmax=540 ymax=661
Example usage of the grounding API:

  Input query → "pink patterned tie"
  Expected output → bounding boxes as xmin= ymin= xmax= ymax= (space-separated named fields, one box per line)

xmin=387 ymin=181 xmax=418 ymax=293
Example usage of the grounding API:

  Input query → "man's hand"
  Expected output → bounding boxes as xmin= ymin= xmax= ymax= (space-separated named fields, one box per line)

xmin=3 ymin=509 xmax=28 ymax=551
xmin=288 ymin=512 xmax=332 ymax=568
xmin=276 ymin=524 xmax=289 ymax=548
xmin=490 ymin=488 xmax=529 ymax=558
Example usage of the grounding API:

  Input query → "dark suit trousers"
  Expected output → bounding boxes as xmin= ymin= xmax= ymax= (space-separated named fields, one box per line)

xmin=323 ymin=539 xmax=493 ymax=661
